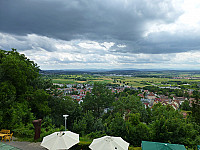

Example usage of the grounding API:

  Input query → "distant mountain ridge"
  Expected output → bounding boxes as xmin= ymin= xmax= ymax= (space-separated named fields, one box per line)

xmin=40 ymin=69 xmax=200 ymax=76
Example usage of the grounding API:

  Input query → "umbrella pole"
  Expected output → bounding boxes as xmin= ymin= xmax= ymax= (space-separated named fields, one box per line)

xmin=63 ymin=115 xmax=69 ymax=131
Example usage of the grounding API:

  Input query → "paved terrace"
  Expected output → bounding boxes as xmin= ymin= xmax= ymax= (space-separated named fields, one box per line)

xmin=1 ymin=140 xmax=45 ymax=150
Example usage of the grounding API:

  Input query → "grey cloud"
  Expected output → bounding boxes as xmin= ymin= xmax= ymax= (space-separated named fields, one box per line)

xmin=0 ymin=0 xmax=181 ymax=42
xmin=48 ymin=55 xmax=107 ymax=64
xmin=110 ymin=30 xmax=200 ymax=54
xmin=139 ymin=31 xmax=200 ymax=54
xmin=116 ymin=53 xmax=172 ymax=64
xmin=49 ymin=57 xmax=80 ymax=64
xmin=0 ymin=33 xmax=32 ymax=50
xmin=0 ymin=32 xmax=111 ymax=55
xmin=4 ymin=0 xmax=199 ymax=55
xmin=0 ymin=33 xmax=57 ymax=52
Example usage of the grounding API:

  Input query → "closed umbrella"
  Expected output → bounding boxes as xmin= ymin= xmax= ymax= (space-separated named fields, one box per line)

xmin=41 ymin=131 xmax=79 ymax=150
xmin=89 ymin=136 xmax=129 ymax=150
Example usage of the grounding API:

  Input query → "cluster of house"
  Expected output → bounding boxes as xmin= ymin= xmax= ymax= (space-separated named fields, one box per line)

xmin=53 ymin=83 xmax=90 ymax=103
xmin=53 ymin=83 xmax=195 ymax=110
xmin=53 ymin=83 xmax=126 ymax=103
xmin=138 ymin=90 xmax=195 ymax=110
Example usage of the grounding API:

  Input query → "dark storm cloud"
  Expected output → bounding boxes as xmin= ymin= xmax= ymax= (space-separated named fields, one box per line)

xmin=109 ymin=29 xmax=200 ymax=54
xmin=0 ymin=0 xmax=182 ymax=49
xmin=140 ymin=31 xmax=200 ymax=54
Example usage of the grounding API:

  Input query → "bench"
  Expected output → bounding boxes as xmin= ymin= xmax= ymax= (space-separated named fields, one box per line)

xmin=0 ymin=129 xmax=10 ymax=134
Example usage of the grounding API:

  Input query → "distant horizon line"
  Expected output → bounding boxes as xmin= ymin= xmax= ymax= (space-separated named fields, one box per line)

xmin=40 ymin=68 xmax=200 ymax=71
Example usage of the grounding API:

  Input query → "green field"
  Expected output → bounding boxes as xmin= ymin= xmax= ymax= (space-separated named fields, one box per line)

xmin=52 ymin=76 xmax=115 ymax=85
xmin=52 ymin=79 xmax=76 ymax=84
xmin=50 ymin=73 xmax=200 ymax=88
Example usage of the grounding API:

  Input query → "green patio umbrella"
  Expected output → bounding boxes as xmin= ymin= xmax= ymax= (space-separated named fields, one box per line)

xmin=142 ymin=141 xmax=186 ymax=150
xmin=197 ymin=145 xmax=200 ymax=150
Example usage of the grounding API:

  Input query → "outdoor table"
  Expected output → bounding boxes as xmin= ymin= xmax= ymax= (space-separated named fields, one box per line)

xmin=0 ymin=133 xmax=7 ymax=141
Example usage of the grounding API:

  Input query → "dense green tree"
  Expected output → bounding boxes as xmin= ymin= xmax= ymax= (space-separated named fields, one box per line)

xmin=24 ymin=89 xmax=51 ymax=119
xmin=145 ymin=106 xmax=153 ymax=124
xmin=0 ymin=81 xmax=16 ymax=108
xmin=126 ymin=113 xmax=151 ymax=146
xmin=174 ymin=89 xmax=184 ymax=97
xmin=180 ymin=100 xmax=191 ymax=111
xmin=0 ymin=49 xmax=39 ymax=96
xmin=0 ymin=49 xmax=52 ymax=130
xmin=106 ymin=113 xmax=127 ymax=138
xmin=150 ymin=104 xmax=200 ymax=148
xmin=192 ymin=90 xmax=200 ymax=98
xmin=113 ymin=95 xmax=147 ymax=122
xmin=0 ymin=49 xmax=40 ymax=129
xmin=82 ymin=82 xmax=115 ymax=118
xmin=48 ymin=95 xmax=81 ymax=129
xmin=0 ymin=49 xmax=84 ymax=134
xmin=72 ymin=111 xmax=104 ymax=136
xmin=9 ymin=102 xmax=34 ymax=129
xmin=190 ymin=90 xmax=200 ymax=124
xmin=30 ymin=77 xmax=52 ymax=90
xmin=191 ymin=98 xmax=200 ymax=124
xmin=123 ymin=88 xmax=138 ymax=95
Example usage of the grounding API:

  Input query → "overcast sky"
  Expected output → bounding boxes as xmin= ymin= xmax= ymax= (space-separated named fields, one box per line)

xmin=1 ymin=0 xmax=200 ymax=70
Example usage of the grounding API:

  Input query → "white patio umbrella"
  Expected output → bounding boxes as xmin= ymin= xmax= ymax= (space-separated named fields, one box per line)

xmin=41 ymin=131 xmax=79 ymax=150
xmin=89 ymin=136 xmax=129 ymax=150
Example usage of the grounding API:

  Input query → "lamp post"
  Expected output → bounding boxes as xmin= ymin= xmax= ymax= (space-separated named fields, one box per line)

xmin=63 ymin=115 xmax=69 ymax=131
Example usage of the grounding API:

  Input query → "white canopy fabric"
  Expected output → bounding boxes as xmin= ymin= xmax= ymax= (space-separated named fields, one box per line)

xmin=89 ymin=136 xmax=129 ymax=150
xmin=41 ymin=131 xmax=79 ymax=150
